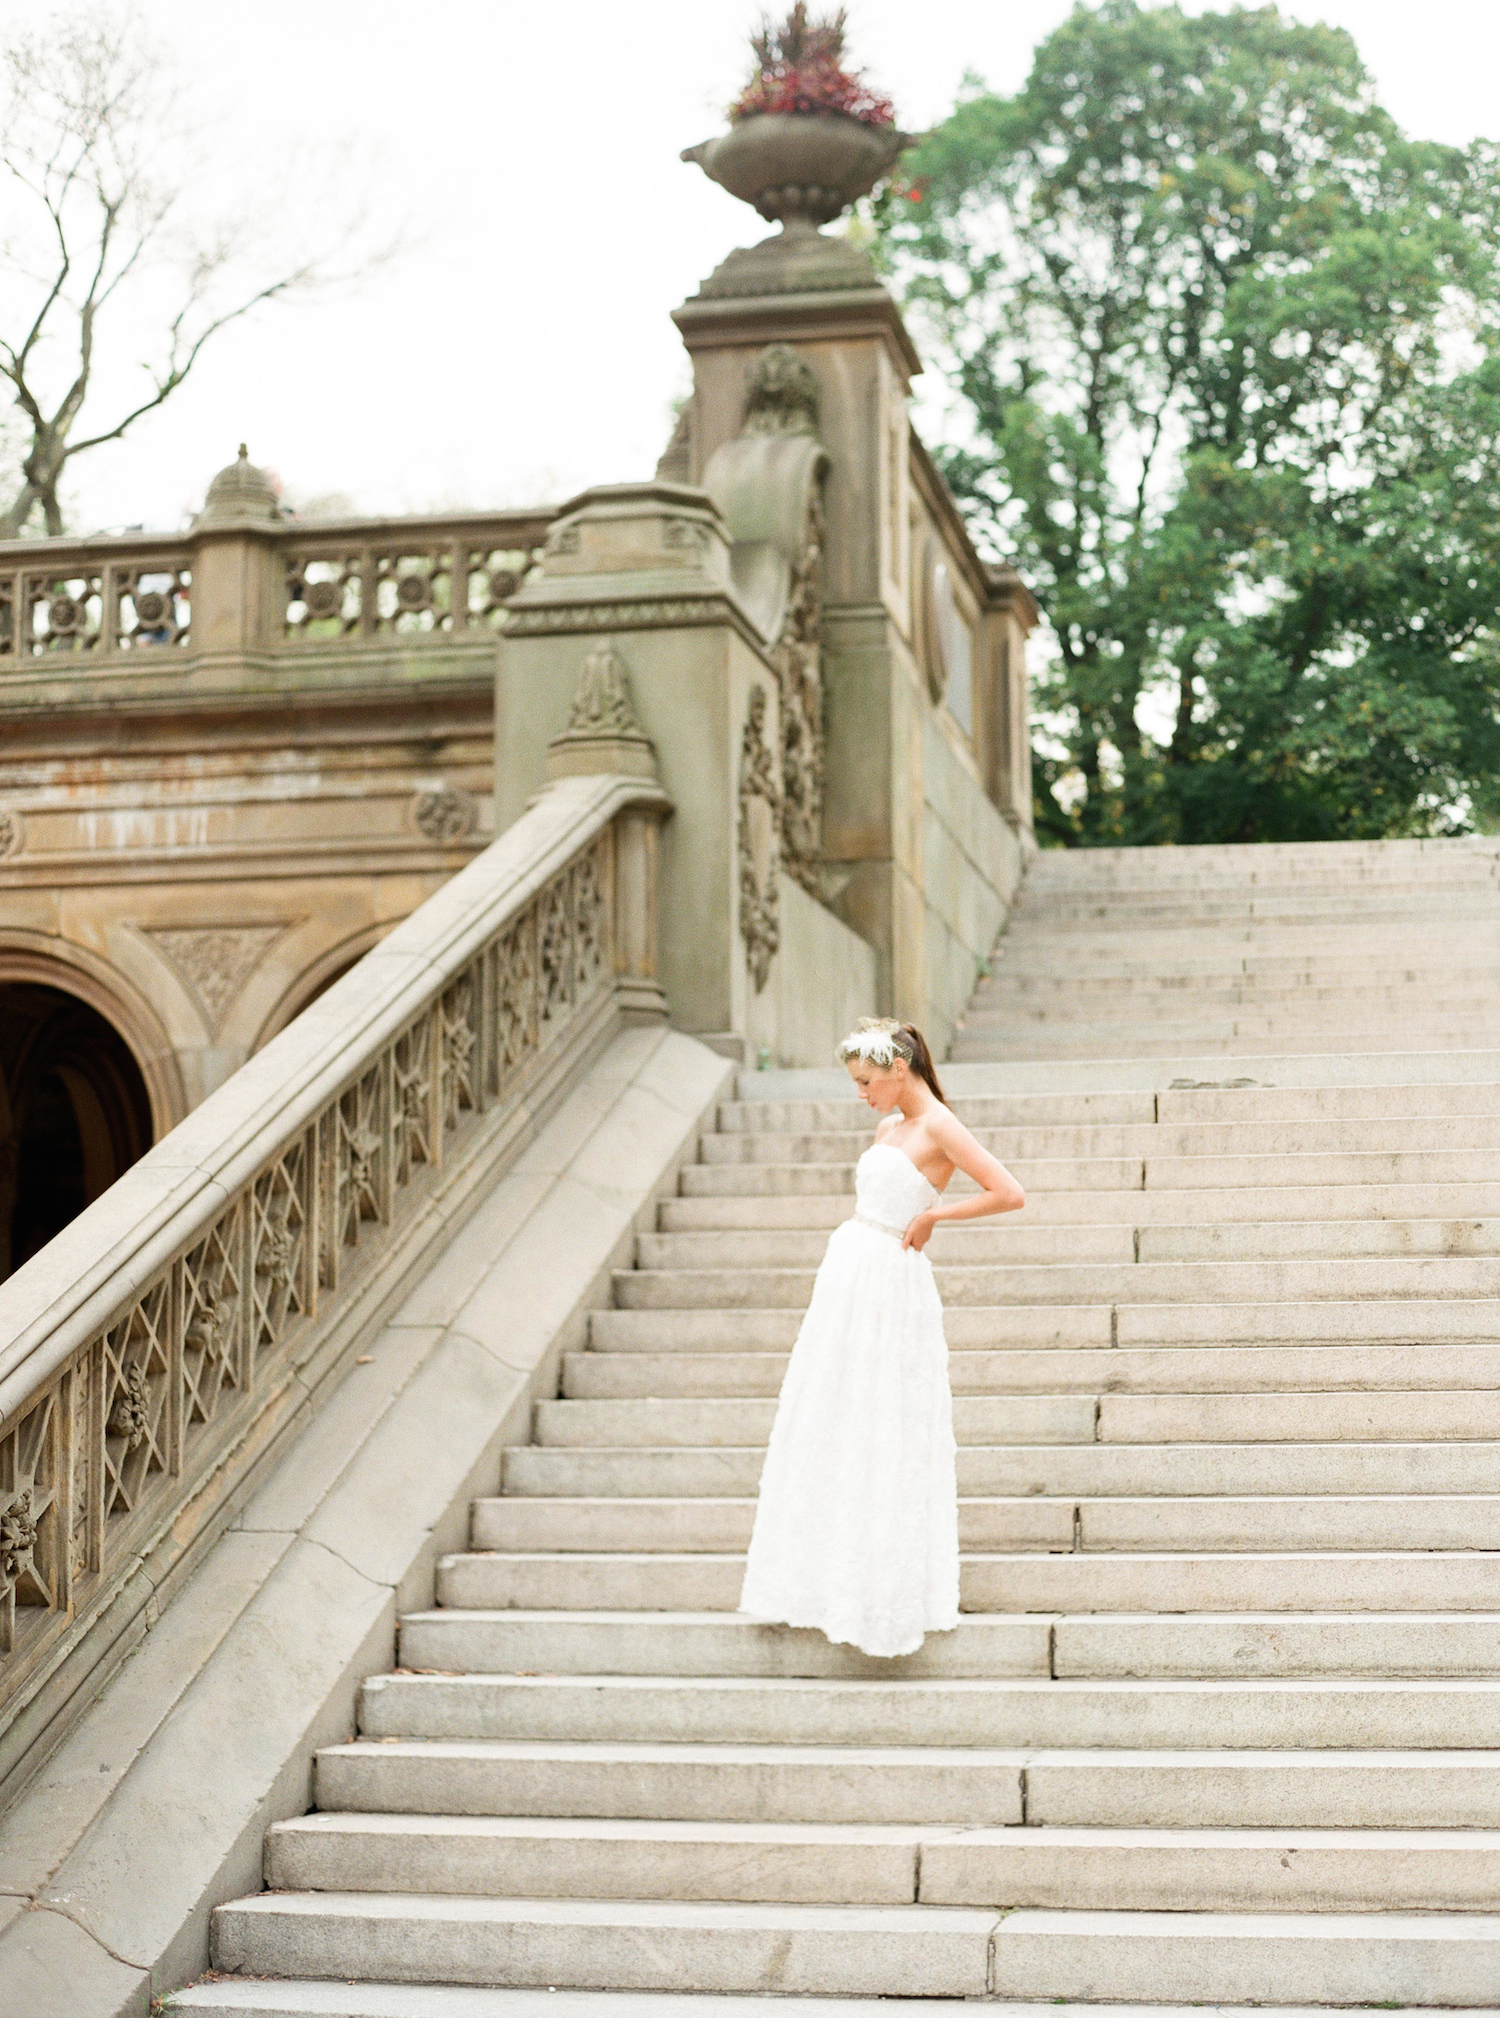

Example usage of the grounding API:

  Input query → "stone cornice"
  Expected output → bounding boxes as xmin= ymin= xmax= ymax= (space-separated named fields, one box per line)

xmin=672 ymin=286 xmax=923 ymax=380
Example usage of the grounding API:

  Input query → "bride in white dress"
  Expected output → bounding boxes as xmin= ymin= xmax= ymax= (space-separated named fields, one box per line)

xmin=739 ymin=1018 xmax=1026 ymax=1659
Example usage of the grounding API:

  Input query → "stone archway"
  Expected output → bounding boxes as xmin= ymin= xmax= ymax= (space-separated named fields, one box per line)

xmin=0 ymin=983 xmax=155 ymax=1279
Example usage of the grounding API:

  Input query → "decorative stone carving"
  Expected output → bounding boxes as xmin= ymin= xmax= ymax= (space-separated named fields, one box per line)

xmin=744 ymin=344 xmax=820 ymax=439
xmin=413 ymin=788 xmax=477 ymax=842
xmin=545 ymin=522 xmax=581 ymax=557
xmin=145 ymin=924 xmax=289 ymax=1034
xmin=0 ymin=1490 xmax=37 ymax=1590
xmin=565 ymin=641 xmax=645 ymax=739
xmin=774 ymin=481 xmax=826 ymax=891
xmin=106 ymin=1361 xmax=150 ymax=1449
xmin=738 ymin=684 xmax=781 ymax=993
xmin=547 ymin=641 xmax=658 ymax=783
xmin=508 ymin=596 xmax=736 ymax=636
xmin=0 ymin=809 xmax=23 ymax=859
xmin=701 ymin=344 xmax=829 ymax=894
xmin=663 ymin=517 xmax=710 ymax=551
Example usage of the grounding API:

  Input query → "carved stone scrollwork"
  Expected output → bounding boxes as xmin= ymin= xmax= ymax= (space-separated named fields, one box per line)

xmin=774 ymin=481 xmax=826 ymax=893
xmin=0 ymin=810 xmax=22 ymax=860
xmin=738 ymin=684 xmax=781 ymax=993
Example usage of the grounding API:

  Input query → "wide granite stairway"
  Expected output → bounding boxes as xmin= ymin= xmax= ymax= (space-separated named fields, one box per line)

xmin=178 ymin=837 xmax=1500 ymax=2012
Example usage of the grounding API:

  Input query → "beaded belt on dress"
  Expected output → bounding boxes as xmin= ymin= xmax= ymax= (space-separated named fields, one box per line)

xmin=853 ymin=1210 xmax=906 ymax=1240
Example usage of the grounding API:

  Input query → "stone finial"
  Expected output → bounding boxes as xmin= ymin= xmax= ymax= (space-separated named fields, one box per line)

xmin=194 ymin=444 xmax=280 ymax=527
xmin=546 ymin=642 xmax=658 ymax=783
xmin=743 ymin=344 xmax=820 ymax=438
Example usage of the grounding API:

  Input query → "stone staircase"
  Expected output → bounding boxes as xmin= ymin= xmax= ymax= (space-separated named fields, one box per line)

xmin=178 ymin=838 xmax=1500 ymax=2012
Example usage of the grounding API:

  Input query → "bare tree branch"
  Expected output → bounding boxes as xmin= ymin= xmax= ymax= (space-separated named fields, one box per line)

xmin=0 ymin=1 xmax=392 ymax=537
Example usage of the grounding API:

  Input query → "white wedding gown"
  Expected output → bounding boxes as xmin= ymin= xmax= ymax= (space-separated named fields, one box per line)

xmin=738 ymin=1140 xmax=961 ymax=1658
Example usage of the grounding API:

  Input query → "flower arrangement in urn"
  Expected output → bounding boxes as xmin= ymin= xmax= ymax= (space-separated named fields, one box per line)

xmin=684 ymin=6 xmax=912 ymax=231
xmin=730 ymin=5 xmax=895 ymax=127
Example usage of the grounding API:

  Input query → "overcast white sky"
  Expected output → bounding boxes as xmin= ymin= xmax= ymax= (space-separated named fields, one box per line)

xmin=5 ymin=0 xmax=1499 ymax=535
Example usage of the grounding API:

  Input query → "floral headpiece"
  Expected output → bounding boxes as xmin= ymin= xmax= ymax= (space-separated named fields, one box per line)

xmin=836 ymin=1017 xmax=914 ymax=1068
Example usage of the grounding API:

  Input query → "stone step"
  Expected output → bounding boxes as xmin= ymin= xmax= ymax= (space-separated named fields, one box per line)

xmin=434 ymin=1550 xmax=1500 ymax=1616
xmin=264 ymin=1810 xmax=1500 ymax=1915
xmin=983 ymin=1908 xmax=1500 ymax=2007
xmin=358 ymin=1669 xmax=1500 ymax=1753
xmin=502 ymin=1438 xmax=1500 ymax=1501
xmin=561 ymin=1343 xmax=1500 ymax=1400
xmin=533 ymin=1390 xmax=1500 ymax=1449
xmin=312 ymin=1741 xmax=1023 ymax=1825
xmin=678 ymin=1149 xmax=1500 ymax=1194
xmin=166 ymin=1982 xmax=1464 ymax=2018
xmin=659 ymin=1182 xmax=1500 ymax=1230
xmin=695 ymin=1119 xmax=1500 ymax=1163
xmin=717 ymin=1085 xmax=1500 ymax=1133
xmin=474 ymin=1494 xmax=1500 ymax=1557
xmin=395 ymin=1611 xmax=1051 ymax=1678
xmin=949 ymin=1032 xmax=1500 ymax=1063
xmin=965 ymin=990 xmax=1500 ymax=1027
xmin=637 ymin=1218 xmax=1500 ymax=1271
xmin=531 ymin=1394 xmax=1098 ymax=1448
xmin=205 ymin=1893 xmax=1500 ymax=2002
xmin=266 ymin=1814 xmax=935 ymax=1904
xmin=208 ymin=1893 xmax=1000 ymax=1998
xmin=474 ymin=1494 xmax=1074 ymax=1552
xmin=588 ymin=1308 xmax=1114 ymax=1353
xmin=613 ymin=1256 xmax=1500 ymax=1310
xmin=974 ymin=968 xmax=1500 ymax=1001
xmin=396 ymin=1607 xmax=1500 ymax=1680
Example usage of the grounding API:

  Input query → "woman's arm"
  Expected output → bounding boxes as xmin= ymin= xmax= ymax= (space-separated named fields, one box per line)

xmin=903 ymin=1109 xmax=1025 ymax=1249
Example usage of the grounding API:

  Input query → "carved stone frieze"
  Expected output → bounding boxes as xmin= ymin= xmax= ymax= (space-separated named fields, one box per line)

xmin=737 ymin=684 xmax=781 ymax=993
xmin=505 ymin=595 xmax=739 ymax=637
xmin=145 ymin=923 xmax=290 ymax=1034
xmin=0 ymin=810 xmax=23 ymax=859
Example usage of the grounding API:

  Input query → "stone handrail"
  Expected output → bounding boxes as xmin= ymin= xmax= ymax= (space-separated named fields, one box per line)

xmin=0 ymin=507 xmax=555 ymax=663
xmin=0 ymin=768 xmax=667 ymax=1746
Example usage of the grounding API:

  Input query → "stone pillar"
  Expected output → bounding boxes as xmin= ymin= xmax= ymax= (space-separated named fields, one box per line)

xmin=187 ymin=445 xmax=283 ymax=667
xmin=670 ymin=235 xmax=1035 ymax=1034
xmin=499 ymin=482 xmax=783 ymax=1051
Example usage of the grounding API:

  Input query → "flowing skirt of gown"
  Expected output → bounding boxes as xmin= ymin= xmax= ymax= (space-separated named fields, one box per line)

xmin=738 ymin=1141 xmax=961 ymax=1658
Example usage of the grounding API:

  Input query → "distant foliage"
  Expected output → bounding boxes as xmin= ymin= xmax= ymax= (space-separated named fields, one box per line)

xmin=731 ymin=5 xmax=896 ymax=127
xmin=878 ymin=0 xmax=1500 ymax=845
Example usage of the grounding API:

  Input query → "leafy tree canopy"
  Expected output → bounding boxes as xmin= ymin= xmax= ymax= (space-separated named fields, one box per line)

xmin=877 ymin=0 xmax=1500 ymax=843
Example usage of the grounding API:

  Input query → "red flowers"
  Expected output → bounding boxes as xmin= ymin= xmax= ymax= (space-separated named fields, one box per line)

xmin=730 ymin=6 xmax=896 ymax=129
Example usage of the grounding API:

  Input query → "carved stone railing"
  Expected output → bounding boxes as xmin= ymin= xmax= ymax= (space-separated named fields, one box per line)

xmin=0 ymin=508 xmax=554 ymax=672
xmin=0 ymin=768 xmax=667 ymax=1762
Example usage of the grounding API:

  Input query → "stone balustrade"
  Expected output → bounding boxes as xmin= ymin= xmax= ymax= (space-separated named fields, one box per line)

xmin=0 ymin=766 xmax=668 ymax=1790
xmin=0 ymin=507 xmax=554 ymax=675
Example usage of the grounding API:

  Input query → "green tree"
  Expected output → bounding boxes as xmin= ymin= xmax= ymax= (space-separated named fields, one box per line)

xmin=878 ymin=0 xmax=1500 ymax=843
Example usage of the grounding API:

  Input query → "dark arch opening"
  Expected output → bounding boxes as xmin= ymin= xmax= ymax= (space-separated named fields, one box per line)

xmin=0 ymin=983 xmax=154 ymax=1280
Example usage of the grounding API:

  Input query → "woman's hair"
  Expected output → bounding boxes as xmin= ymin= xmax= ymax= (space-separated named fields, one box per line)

xmin=836 ymin=1017 xmax=946 ymax=1104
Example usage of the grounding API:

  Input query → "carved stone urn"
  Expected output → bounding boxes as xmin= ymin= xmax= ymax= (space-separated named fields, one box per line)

xmin=683 ymin=112 xmax=914 ymax=228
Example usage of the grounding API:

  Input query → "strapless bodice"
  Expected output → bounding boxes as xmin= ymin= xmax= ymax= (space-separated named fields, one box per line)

xmin=853 ymin=1141 xmax=941 ymax=1233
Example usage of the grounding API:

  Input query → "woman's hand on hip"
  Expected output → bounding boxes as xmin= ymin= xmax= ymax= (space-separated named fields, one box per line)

xmin=902 ymin=1210 xmax=937 ymax=1252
